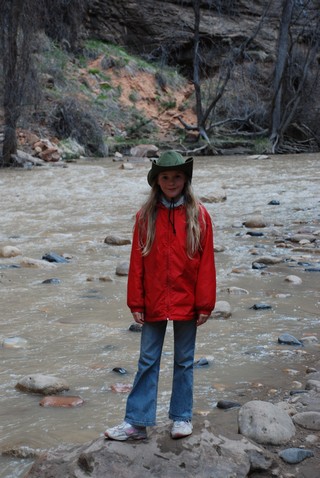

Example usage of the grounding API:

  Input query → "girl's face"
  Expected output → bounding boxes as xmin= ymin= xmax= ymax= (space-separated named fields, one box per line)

xmin=157 ymin=170 xmax=187 ymax=201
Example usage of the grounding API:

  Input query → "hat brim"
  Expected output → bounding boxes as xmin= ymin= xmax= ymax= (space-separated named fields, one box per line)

xmin=147 ymin=157 xmax=193 ymax=186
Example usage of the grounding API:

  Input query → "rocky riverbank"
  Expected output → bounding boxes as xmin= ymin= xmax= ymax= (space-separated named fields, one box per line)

xmin=12 ymin=357 xmax=319 ymax=478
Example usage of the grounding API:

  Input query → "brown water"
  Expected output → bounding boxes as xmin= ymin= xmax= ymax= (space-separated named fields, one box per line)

xmin=0 ymin=154 xmax=319 ymax=477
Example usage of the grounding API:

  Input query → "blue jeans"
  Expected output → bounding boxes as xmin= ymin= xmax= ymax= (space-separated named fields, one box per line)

xmin=125 ymin=319 xmax=197 ymax=427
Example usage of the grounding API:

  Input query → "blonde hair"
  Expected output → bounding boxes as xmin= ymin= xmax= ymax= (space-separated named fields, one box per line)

xmin=137 ymin=181 xmax=204 ymax=257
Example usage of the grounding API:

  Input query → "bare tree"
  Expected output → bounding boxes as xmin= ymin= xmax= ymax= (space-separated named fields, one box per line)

xmin=179 ymin=0 xmax=272 ymax=149
xmin=0 ymin=0 xmax=87 ymax=167
xmin=270 ymin=0 xmax=320 ymax=152
xmin=0 ymin=0 xmax=40 ymax=167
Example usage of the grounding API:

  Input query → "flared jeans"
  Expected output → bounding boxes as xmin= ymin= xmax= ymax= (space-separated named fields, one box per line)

xmin=125 ymin=319 xmax=197 ymax=427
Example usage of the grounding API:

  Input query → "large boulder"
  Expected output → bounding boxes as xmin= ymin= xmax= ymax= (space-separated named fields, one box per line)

xmin=238 ymin=400 xmax=296 ymax=445
xmin=24 ymin=422 xmax=270 ymax=477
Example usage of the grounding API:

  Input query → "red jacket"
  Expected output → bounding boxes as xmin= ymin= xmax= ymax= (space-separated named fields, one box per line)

xmin=127 ymin=202 xmax=216 ymax=322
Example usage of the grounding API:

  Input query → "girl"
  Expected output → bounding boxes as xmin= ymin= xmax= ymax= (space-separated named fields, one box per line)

xmin=105 ymin=150 xmax=216 ymax=440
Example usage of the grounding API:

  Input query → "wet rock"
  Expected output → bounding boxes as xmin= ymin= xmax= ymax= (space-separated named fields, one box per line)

xmin=0 ymin=245 xmax=22 ymax=258
xmin=216 ymin=400 xmax=241 ymax=409
xmin=278 ymin=333 xmax=303 ymax=346
xmin=42 ymin=278 xmax=61 ymax=284
xmin=39 ymin=396 xmax=84 ymax=407
xmin=24 ymin=422 xmax=260 ymax=478
xmin=224 ymin=286 xmax=249 ymax=295
xmin=0 ymin=263 xmax=20 ymax=269
xmin=278 ymin=447 xmax=314 ymax=464
xmin=104 ymin=235 xmax=131 ymax=245
xmin=15 ymin=374 xmax=70 ymax=395
xmin=253 ymin=256 xmax=283 ymax=265
xmin=292 ymin=411 xmax=320 ymax=430
xmin=246 ymin=231 xmax=264 ymax=236
xmin=129 ymin=323 xmax=142 ymax=332
xmin=247 ymin=154 xmax=270 ymax=160
xmin=289 ymin=234 xmax=316 ymax=243
xmin=300 ymin=335 xmax=319 ymax=345
xmin=305 ymin=266 xmax=320 ymax=272
xmin=250 ymin=303 xmax=272 ymax=310
xmin=243 ymin=215 xmax=268 ymax=228
xmin=211 ymin=300 xmax=232 ymax=319
xmin=199 ymin=189 xmax=227 ymax=203
xmin=111 ymin=383 xmax=132 ymax=393
xmin=112 ymin=367 xmax=127 ymax=374
xmin=238 ymin=400 xmax=296 ymax=445
xmin=305 ymin=379 xmax=320 ymax=392
xmin=130 ymin=144 xmax=158 ymax=157
xmin=232 ymin=220 xmax=243 ymax=228
xmin=42 ymin=252 xmax=69 ymax=263
xmin=289 ymin=390 xmax=309 ymax=396
xmin=246 ymin=449 xmax=273 ymax=472
xmin=2 ymin=445 xmax=44 ymax=459
xmin=284 ymin=274 xmax=302 ymax=284
xmin=115 ymin=261 xmax=129 ymax=276
xmin=252 ymin=261 xmax=267 ymax=269
xmin=20 ymin=257 xmax=57 ymax=269
xmin=194 ymin=357 xmax=209 ymax=367
xmin=268 ymin=200 xmax=280 ymax=205
xmin=305 ymin=434 xmax=319 ymax=444
xmin=121 ymin=162 xmax=134 ymax=170
xmin=2 ymin=336 xmax=28 ymax=349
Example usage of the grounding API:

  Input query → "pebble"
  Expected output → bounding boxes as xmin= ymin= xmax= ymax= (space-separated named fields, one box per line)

xmin=39 ymin=396 xmax=84 ymax=407
xmin=104 ymin=235 xmax=131 ymax=245
xmin=194 ymin=357 xmax=209 ymax=367
xmin=129 ymin=323 xmax=142 ymax=332
xmin=278 ymin=447 xmax=314 ymax=464
xmin=216 ymin=400 xmax=241 ymax=410
xmin=278 ymin=333 xmax=303 ymax=346
xmin=211 ymin=300 xmax=232 ymax=319
xmin=284 ymin=275 xmax=302 ymax=284
xmin=115 ymin=261 xmax=129 ymax=276
xmin=243 ymin=215 xmax=268 ymax=228
xmin=250 ymin=303 xmax=272 ymax=310
xmin=42 ymin=278 xmax=61 ymax=284
xmin=20 ymin=257 xmax=57 ymax=269
xmin=42 ymin=252 xmax=69 ymax=263
xmin=199 ymin=190 xmax=227 ymax=203
xmin=292 ymin=411 xmax=320 ymax=430
xmin=15 ymin=374 xmax=69 ymax=395
xmin=111 ymin=383 xmax=132 ymax=393
xmin=0 ymin=246 xmax=22 ymax=258
xmin=112 ymin=367 xmax=127 ymax=375
xmin=224 ymin=286 xmax=249 ymax=295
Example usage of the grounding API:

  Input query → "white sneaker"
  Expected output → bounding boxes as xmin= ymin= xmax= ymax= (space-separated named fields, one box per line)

xmin=171 ymin=420 xmax=193 ymax=439
xmin=104 ymin=421 xmax=147 ymax=441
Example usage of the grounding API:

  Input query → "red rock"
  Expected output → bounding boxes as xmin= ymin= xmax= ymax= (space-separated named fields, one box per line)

xmin=39 ymin=396 xmax=84 ymax=407
xmin=111 ymin=383 xmax=132 ymax=393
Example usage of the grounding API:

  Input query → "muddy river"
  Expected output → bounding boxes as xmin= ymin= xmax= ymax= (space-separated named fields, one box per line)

xmin=0 ymin=154 xmax=319 ymax=477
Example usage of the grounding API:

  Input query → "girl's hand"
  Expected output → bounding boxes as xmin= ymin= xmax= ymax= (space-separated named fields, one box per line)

xmin=197 ymin=314 xmax=209 ymax=327
xmin=132 ymin=312 xmax=145 ymax=324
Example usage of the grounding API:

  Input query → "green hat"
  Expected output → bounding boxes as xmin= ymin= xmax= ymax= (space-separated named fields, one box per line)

xmin=147 ymin=151 xmax=193 ymax=186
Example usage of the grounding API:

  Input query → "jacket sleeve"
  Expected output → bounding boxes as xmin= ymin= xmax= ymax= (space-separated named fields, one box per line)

xmin=195 ymin=206 xmax=216 ymax=316
xmin=127 ymin=214 xmax=145 ymax=313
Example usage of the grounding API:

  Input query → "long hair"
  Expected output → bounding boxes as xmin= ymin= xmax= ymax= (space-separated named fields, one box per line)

xmin=137 ymin=180 xmax=204 ymax=257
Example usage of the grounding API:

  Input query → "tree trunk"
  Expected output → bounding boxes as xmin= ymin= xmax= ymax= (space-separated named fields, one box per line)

xmin=0 ymin=0 xmax=24 ymax=167
xmin=270 ymin=0 xmax=294 ymax=151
